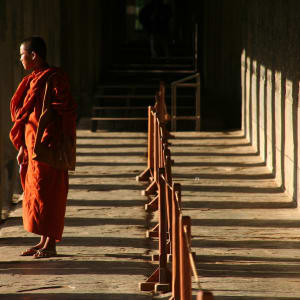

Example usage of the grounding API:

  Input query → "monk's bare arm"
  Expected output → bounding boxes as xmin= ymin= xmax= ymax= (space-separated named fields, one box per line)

xmin=17 ymin=145 xmax=24 ymax=165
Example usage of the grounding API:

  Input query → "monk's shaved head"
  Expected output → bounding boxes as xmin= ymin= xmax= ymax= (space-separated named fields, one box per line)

xmin=21 ymin=36 xmax=47 ymax=61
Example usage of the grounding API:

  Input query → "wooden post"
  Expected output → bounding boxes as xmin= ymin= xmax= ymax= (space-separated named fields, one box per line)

xmin=156 ymin=90 xmax=163 ymax=123
xmin=140 ymin=168 xmax=171 ymax=293
xmin=159 ymin=125 xmax=164 ymax=169
xmin=157 ymin=81 xmax=174 ymax=139
xmin=170 ymin=183 xmax=181 ymax=300
xmin=136 ymin=106 xmax=154 ymax=182
xmin=148 ymin=107 xmax=154 ymax=170
xmin=157 ymin=169 xmax=168 ymax=287
xmin=153 ymin=115 xmax=158 ymax=182
xmin=180 ymin=216 xmax=192 ymax=300
xmin=155 ymin=82 xmax=166 ymax=123
xmin=142 ymin=110 xmax=158 ymax=196
xmin=141 ymin=112 xmax=159 ymax=196
xmin=164 ymin=148 xmax=172 ymax=247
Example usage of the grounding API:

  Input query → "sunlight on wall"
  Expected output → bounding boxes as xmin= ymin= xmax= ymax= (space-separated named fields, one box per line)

xmin=241 ymin=49 xmax=298 ymax=203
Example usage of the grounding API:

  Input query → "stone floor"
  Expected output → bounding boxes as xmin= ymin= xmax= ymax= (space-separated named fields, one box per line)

xmin=0 ymin=130 xmax=153 ymax=300
xmin=1 ymin=129 xmax=300 ymax=299
xmin=164 ymin=131 xmax=300 ymax=300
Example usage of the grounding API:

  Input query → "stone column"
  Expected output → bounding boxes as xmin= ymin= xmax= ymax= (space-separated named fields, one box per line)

xmin=0 ymin=0 xmax=61 ymax=218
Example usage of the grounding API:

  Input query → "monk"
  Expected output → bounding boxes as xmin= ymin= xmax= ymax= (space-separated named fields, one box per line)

xmin=9 ymin=36 xmax=76 ymax=259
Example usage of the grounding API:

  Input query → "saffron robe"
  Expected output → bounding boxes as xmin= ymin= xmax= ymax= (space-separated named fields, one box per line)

xmin=10 ymin=67 xmax=76 ymax=241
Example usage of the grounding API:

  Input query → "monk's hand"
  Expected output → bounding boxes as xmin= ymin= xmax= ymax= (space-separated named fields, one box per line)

xmin=17 ymin=146 xmax=24 ymax=165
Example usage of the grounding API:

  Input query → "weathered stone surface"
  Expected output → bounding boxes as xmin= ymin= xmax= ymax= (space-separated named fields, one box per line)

xmin=2 ymin=128 xmax=300 ymax=299
xmin=159 ymin=131 xmax=300 ymax=299
xmin=241 ymin=0 xmax=300 ymax=206
xmin=0 ymin=129 xmax=153 ymax=299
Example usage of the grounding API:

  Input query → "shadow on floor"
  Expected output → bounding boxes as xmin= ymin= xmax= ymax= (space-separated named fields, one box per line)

xmin=191 ymin=219 xmax=300 ymax=228
xmin=0 ymin=260 xmax=154 ymax=276
xmin=67 ymin=199 xmax=145 ymax=207
xmin=192 ymin=238 xmax=300 ymax=249
xmin=0 ymin=236 xmax=157 ymax=250
xmin=183 ymin=185 xmax=283 ymax=194
xmin=183 ymin=200 xmax=295 ymax=209
xmin=0 ymin=293 xmax=151 ymax=300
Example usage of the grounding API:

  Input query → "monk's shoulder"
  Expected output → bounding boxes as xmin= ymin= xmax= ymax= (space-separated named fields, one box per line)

xmin=48 ymin=67 xmax=66 ymax=80
xmin=23 ymin=73 xmax=32 ymax=80
xmin=49 ymin=68 xmax=70 ymax=89
xmin=21 ymin=73 xmax=33 ymax=83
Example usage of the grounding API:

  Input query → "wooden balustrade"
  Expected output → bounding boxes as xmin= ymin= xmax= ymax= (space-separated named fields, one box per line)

xmin=138 ymin=101 xmax=214 ymax=299
xmin=136 ymin=81 xmax=171 ymax=184
xmin=136 ymin=106 xmax=154 ymax=183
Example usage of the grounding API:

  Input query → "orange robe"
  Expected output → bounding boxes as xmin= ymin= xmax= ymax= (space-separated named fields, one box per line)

xmin=10 ymin=67 xmax=76 ymax=241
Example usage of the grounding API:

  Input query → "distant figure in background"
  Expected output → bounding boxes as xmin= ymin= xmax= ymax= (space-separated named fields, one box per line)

xmin=10 ymin=36 xmax=77 ymax=258
xmin=139 ymin=0 xmax=172 ymax=58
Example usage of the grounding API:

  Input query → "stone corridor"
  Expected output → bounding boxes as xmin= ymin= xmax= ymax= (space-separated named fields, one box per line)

xmin=1 ymin=129 xmax=300 ymax=299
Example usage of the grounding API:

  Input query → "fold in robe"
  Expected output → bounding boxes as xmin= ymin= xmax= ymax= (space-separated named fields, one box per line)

xmin=10 ymin=67 xmax=76 ymax=241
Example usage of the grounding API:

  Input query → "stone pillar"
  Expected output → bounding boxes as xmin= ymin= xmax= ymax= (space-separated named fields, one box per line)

xmin=60 ymin=0 xmax=104 ymax=118
xmin=202 ymin=0 xmax=242 ymax=129
xmin=0 ymin=0 xmax=61 ymax=218
xmin=274 ymin=72 xmax=283 ymax=185
xmin=283 ymin=78 xmax=297 ymax=199
xmin=251 ymin=60 xmax=258 ymax=153
xmin=241 ymin=49 xmax=246 ymax=134
xmin=259 ymin=64 xmax=266 ymax=161
xmin=241 ymin=0 xmax=300 ymax=205
xmin=297 ymin=86 xmax=300 ymax=202
xmin=0 ymin=59 xmax=3 ymax=220
xmin=245 ymin=56 xmax=252 ymax=142
xmin=265 ymin=69 xmax=274 ymax=173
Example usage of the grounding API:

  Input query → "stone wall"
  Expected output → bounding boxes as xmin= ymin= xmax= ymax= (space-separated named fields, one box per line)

xmin=241 ymin=0 xmax=300 ymax=204
xmin=201 ymin=0 xmax=242 ymax=129
xmin=60 ymin=0 xmax=104 ymax=119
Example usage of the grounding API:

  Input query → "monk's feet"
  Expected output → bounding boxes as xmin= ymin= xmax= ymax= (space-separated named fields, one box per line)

xmin=20 ymin=247 xmax=40 ymax=256
xmin=33 ymin=248 xmax=57 ymax=259
xmin=20 ymin=241 xmax=47 ymax=256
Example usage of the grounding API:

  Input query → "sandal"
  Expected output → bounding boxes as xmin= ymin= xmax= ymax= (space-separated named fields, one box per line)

xmin=20 ymin=248 xmax=39 ymax=256
xmin=33 ymin=248 xmax=57 ymax=259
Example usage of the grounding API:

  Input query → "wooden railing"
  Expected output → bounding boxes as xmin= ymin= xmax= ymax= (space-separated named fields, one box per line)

xmin=171 ymin=72 xmax=201 ymax=131
xmin=137 ymin=97 xmax=214 ymax=299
